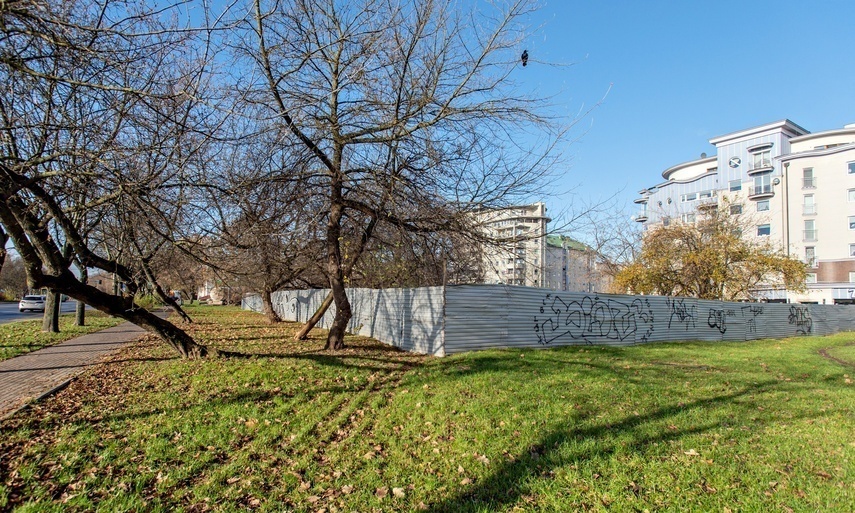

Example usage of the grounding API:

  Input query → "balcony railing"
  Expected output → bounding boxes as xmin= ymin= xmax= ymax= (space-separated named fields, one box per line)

xmin=803 ymin=204 xmax=817 ymax=215
xmin=748 ymin=159 xmax=774 ymax=173
xmin=803 ymin=177 xmax=817 ymax=188
xmin=804 ymin=257 xmax=817 ymax=268
xmin=635 ymin=210 xmax=648 ymax=222
xmin=803 ymin=230 xmax=818 ymax=242
xmin=748 ymin=184 xmax=774 ymax=198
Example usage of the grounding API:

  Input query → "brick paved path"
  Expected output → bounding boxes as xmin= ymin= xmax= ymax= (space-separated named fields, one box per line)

xmin=0 ymin=322 xmax=147 ymax=419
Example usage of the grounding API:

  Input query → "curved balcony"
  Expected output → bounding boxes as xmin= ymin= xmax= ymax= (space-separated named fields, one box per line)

xmin=748 ymin=184 xmax=774 ymax=200
xmin=747 ymin=159 xmax=774 ymax=175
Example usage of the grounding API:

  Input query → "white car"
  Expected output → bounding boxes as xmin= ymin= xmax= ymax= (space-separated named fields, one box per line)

xmin=18 ymin=295 xmax=46 ymax=312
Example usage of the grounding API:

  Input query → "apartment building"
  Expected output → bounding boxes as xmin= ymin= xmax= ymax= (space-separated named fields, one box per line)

xmin=476 ymin=203 xmax=612 ymax=292
xmin=477 ymin=203 xmax=550 ymax=287
xmin=635 ymin=120 xmax=855 ymax=304
xmin=543 ymin=235 xmax=612 ymax=292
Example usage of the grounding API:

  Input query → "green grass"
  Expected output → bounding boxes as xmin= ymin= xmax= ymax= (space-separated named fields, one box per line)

xmin=0 ymin=311 xmax=125 ymax=362
xmin=1 ymin=305 xmax=853 ymax=511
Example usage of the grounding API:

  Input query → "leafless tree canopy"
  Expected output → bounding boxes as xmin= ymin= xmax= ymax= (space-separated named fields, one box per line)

xmin=232 ymin=0 xmax=566 ymax=348
xmin=0 ymin=0 xmax=574 ymax=356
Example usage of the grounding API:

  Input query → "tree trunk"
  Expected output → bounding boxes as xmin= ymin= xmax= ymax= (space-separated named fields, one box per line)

xmin=39 ymin=270 xmax=212 ymax=359
xmin=294 ymin=291 xmax=333 ymax=340
xmin=122 ymin=307 xmax=208 ymax=358
xmin=41 ymin=290 xmax=60 ymax=333
xmin=324 ymin=177 xmax=350 ymax=350
xmin=261 ymin=289 xmax=282 ymax=323
xmin=76 ymin=266 xmax=87 ymax=326
xmin=75 ymin=298 xmax=85 ymax=326
xmin=295 ymin=217 xmax=377 ymax=340
xmin=0 ymin=227 xmax=7 ymax=276
xmin=325 ymin=276 xmax=350 ymax=350
xmin=140 ymin=257 xmax=193 ymax=323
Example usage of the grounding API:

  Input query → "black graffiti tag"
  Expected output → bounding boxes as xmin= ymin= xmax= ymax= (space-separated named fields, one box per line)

xmin=666 ymin=297 xmax=697 ymax=330
xmin=741 ymin=305 xmax=764 ymax=334
xmin=707 ymin=308 xmax=727 ymax=334
xmin=534 ymin=294 xmax=654 ymax=345
xmin=788 ymin=306 xmax=812 ymax=335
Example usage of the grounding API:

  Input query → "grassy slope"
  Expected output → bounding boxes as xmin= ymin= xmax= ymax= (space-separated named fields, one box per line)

xmin=0 ymin=312 xmax=125 ymax=362
xmin=0 ymin=306 xmax=852 ymax=512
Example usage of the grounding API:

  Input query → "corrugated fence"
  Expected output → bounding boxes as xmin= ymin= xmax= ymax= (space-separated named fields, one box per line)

xmin=243 ymin=285 xmax=855 ymax=356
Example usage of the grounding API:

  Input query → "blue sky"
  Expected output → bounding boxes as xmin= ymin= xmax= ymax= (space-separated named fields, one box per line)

xmin=521 ymin=0 xmax=855 ymax=217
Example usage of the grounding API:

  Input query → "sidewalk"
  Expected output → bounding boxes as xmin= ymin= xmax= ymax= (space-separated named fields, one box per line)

xmin=0 ymin=321 xmax=149 ymax=419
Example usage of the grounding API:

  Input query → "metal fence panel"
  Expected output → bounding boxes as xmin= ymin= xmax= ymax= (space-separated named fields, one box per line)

xmin=243 ymin=284 xmax=855 ymax=356
xmin=243 ymin=287 xmax=444 ymax=355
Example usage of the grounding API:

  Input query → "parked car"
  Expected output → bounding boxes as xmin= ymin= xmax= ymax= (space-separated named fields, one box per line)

xmin=19 ymin=295 xmax=46 ymax=312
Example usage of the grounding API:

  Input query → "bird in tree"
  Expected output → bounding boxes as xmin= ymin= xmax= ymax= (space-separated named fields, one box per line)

xmin=521 ymin=50 xmax=529 ymax=66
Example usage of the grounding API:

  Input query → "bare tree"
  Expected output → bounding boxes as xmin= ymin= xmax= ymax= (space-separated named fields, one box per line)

xmin=0 ymin=0 xmax=219 ymax=357
xmin=212 ymin=142 xmax=328 ymax=322
xmin=240 ymin=0 xmax=566 ymax=349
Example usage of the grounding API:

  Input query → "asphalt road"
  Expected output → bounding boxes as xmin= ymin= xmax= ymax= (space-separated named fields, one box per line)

xmin=0 ymin=301 xmax=82 ymax=325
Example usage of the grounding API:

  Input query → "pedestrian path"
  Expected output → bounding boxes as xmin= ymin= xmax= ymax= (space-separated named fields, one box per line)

xmin=0 ymin=322 xmax=148 ymax=419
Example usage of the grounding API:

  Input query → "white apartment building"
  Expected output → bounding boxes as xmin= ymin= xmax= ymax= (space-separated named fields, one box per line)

xmin=477 ymin=203 xmax=550 ymax=287
xmin=476 ymin=203 xmax=612 ymax=292
xmin=635 ymin=120 xmax=855 ymax=304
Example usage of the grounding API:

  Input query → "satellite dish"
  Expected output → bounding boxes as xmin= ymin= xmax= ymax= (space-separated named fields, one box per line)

xmin=772 ymin=178 xmax=781 ymax=185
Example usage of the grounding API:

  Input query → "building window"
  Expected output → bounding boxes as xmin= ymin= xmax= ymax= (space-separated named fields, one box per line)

xmin=756 ymin=200 xmax=770 ymax=212
xmin=804 ymin=220 xmax=817 ymax=241
xmin=849 ymin=162 xmax=855 ymax=174
xmin=803 ymin=168 xmax=815 ymax=188
xmin=662 ymin=216 xmax=671 ymax=226
xmin=850 ymin=189 xmax=855 ymax=202
xmin=681 ymin=213 xmax=696 ymax=224
xmin=850 ymin=271 xmax=855 ymax=283
xmin=803 ymin=194 xmax=815 ymax=215
xmin=751 ymin=150 xmax=772 ymax=170
xmin=757 ymin=224 xmax=771 ymax=236
xmin=699 ymin=190 xmax=713 ymax=199
xmin=805 ymin=247 xmax=816 ymax=268
xmin=680 ymin=192 xmax=697 ymax=202
xmin=850 ymin=216 xmax=855 ymax=230
xmin=730 ymin=204 xmax=743 ymax=215
xmin=753 ymin=173 xmax=772 ymax=195
xmin=806 ymin=273 xmax=817 ymax=284
xmin=850 ymin=243 xmax=855 ymax=257
xmin=729 ymin=179 xmax=742 ymax=192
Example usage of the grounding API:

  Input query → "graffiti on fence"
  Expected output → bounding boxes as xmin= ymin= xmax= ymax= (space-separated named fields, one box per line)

xmin=666 ymin=297 xmax=697 ymax=330
xmin=707 ymin=308 xmax=727 ymax=334
xmin=788 ymin=305 xmax=812 ymax=335
xmin=741 ymin=305 xmax=764 ymax=334
xmin=534 ymin=294 xmax=655 ymax=345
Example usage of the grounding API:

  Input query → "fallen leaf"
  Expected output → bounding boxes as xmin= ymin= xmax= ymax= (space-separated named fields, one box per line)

xmin=227 ymin=477 xmax=240 ymax=484
xmin=475 ymin=454 xmax=490 ymax=465
xmin=393 ymin=487 xmax=406 ymax=498
xmin=684 ymin=449 xmax=699 ymax=456
xmin=458 ymin=465 xmax=465 ymax=474
xmin=815 ymin=470 xmax=832 ymax=479
xmin=300 ymin=481 xmax=311 ymax=490
xmin=248 ymin=498 xmax=261 ymax=507
xmin=375 ymin=487 xmax=388 ymax=499
xmin=341 ymin=485 xmax=354 ymax=494
xmin=306 ymin=495 xmax=320 ymax=503
xmin=460 ymin=478 xmax=472 ymax=485
xmin=363 ymin=451 xmax=375 ymax=460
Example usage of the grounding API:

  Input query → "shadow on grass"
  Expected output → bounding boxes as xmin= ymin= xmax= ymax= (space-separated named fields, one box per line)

xmin=426 ymin=380 xmax=780 ymax=512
